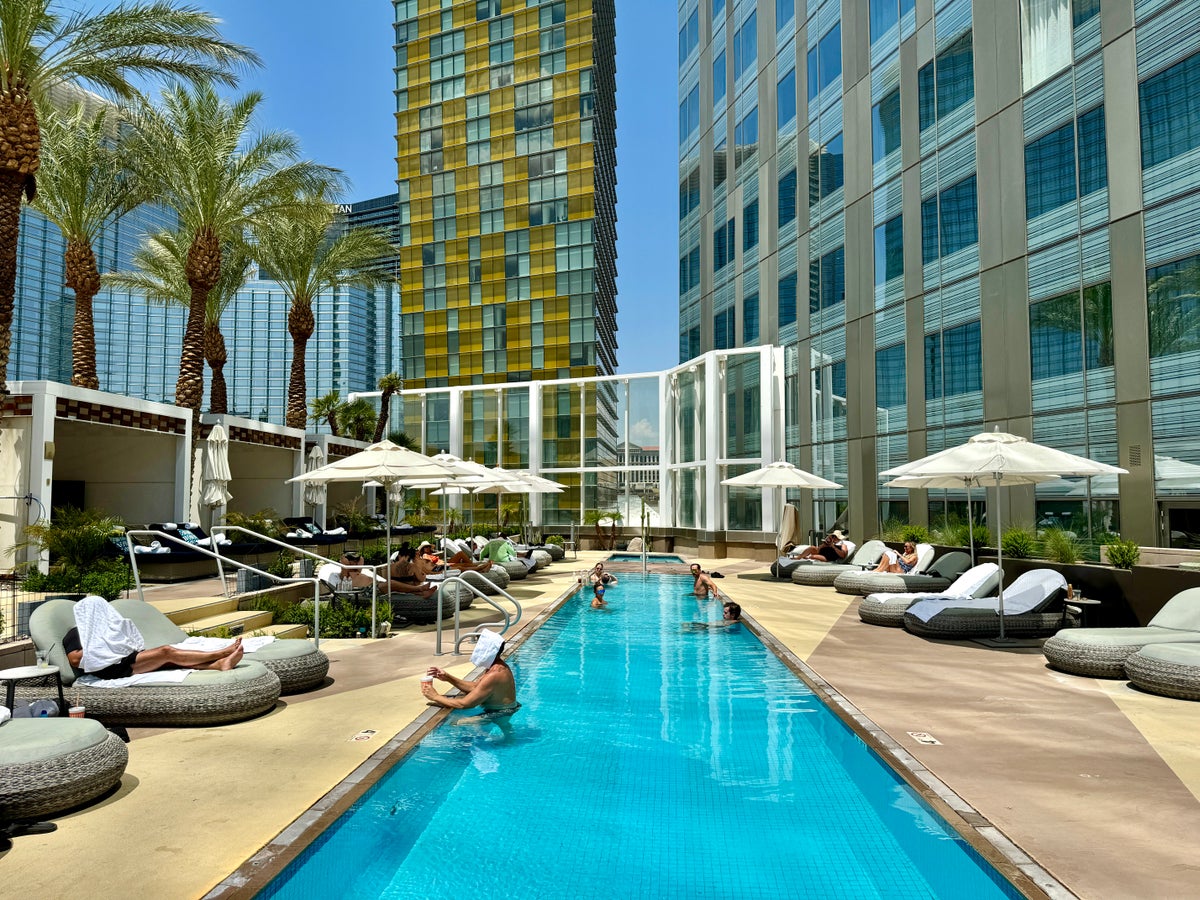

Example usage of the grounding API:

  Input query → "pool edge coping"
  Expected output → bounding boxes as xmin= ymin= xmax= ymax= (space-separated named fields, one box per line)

xmin=742 ymin=611 xmax=1078 ymax=900
xmin=202 ymin=579 xmax=582 ymax=900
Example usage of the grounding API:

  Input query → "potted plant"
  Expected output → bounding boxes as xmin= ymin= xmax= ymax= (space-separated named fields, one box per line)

xmin=21 ymin=508 xmax=133 ymax=602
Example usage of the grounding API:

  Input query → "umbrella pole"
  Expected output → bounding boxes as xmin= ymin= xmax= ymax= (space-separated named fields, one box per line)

xmin=995 ymin=472 xmax=1006 ymax=640
xmin=966 ymin=479 xmax=975 ymax=565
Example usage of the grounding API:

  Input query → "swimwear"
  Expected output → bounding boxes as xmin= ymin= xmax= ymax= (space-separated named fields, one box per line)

xmin=898 ymin=559 xmax=915 ymax=573
xmin=817 ymin=544 xmax=840 ymax=561
xmin=476 ymin=702 xmax=521 ymax=720
xmin=63 ymin=627 xmax=138 ymax=680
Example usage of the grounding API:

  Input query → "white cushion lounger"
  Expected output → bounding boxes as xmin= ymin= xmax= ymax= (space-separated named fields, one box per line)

xmin=857 ymin=562 xmax=1000 ymax=627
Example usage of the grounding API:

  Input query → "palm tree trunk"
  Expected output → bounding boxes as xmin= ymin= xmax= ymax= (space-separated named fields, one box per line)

xmin=372 ymin=387 xmax=394 ymax=443
xmin=179 ymin=227 xmax=221 ymax=427
xmin=0 ymin=88 xmax=40 ymax=394
xmin=203 ymin=321 xmax=228 ymax=414
xmin=286 ymin=301 xmax=315 ymax=430
xmin=65 ymin=238 xmax=102 ymax=390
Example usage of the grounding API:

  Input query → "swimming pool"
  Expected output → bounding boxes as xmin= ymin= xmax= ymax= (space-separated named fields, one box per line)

xmin=262 ymin=575 xmax=1022 ymax=899
xmin=606 ymin=552 xmax=688 ymax=564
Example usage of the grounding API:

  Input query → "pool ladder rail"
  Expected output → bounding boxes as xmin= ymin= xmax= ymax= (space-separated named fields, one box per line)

xmin=438 ymin=574 xmax=523 ymax=657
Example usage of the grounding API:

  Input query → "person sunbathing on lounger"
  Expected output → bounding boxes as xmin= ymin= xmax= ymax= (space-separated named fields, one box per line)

xmin=422 ymin=630 xmax=519 ymax=726
xmin=387 ymin=547 xmax=441 ymax=599
xmin=318 ymin=552 xmax=423 ymax=595
xmin=871 ymin=541 xmax=918 ymax=574
xmin=64 ymin=595 xmax=244 ymax=679
xmin=795 ymin=530 xmax=850 ymax=561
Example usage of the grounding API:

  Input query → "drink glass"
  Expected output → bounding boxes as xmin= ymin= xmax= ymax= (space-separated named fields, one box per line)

xmin=35 ymin=650 xmax=49 ymax=668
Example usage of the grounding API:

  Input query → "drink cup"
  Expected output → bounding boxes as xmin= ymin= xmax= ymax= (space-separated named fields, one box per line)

xmin=420 ymin=675 xmax=434 ymax=684
xmin=35 ymin=650 xmax=49 ymax=667
xmin=68 ymin=706 xmax=86 ymax=718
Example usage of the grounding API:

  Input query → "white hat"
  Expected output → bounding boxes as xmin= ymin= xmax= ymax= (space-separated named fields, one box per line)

xmin=470 ymin=629 xmax=504 ymax=668
xmin=418 ymin=540 xmax=432 ymax=550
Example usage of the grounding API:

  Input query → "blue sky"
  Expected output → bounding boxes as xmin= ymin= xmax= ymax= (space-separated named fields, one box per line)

xmin=201 ymin=1 xmax=679 ymax=375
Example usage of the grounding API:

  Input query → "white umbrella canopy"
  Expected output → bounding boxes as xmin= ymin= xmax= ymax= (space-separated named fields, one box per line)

xmin=303 ymin=445 xmax=327 ymax=510
xmin=201 ymin=424 xmax=233 ymax=529
xmin=721 ymin=460 xmax=841 ymax=489
xmin=881 ymin=429 xmax=1127 ymax=638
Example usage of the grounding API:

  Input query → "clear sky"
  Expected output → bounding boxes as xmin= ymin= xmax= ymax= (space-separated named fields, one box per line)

xmin=200 ymin=1 xmax=680 ymax=375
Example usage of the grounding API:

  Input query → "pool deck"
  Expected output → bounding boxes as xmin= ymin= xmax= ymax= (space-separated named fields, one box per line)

xmin=4 ymin=552 xmax=1200 ymax=898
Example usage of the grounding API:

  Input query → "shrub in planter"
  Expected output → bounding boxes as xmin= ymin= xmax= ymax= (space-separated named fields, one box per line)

xmin=878 ymin=518 xmax=908 ymax=542
xmin=545 ymin=534 xmax=564 ymax=546
xmin=1001 ymin=525 xmax=1039 ymax=559
xmin=22 ymin=509 xmax=133 ymax=600
xmin=317 ymin=599 xmax=393 ymax=638
xmin=1041 ymin=527 xmax=1082 ymax=564
xmin=900 ymin=524 xmax=931 ymax=544
xmin=266 ymin=551 xmax=298 ymax=579
xmin=1105 ymin=538 xmax=1141 ymax=569
xmin=361 ymin=541 xmax=389 ymax=565
xmin=940 ymin=522 xmax=991 ymax=550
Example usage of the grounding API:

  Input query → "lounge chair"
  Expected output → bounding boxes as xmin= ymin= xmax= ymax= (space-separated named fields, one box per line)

xmin=770 ymin=541 xmax=857 ymax=579
xmin=857 ymin=562 xmax=1000 ymax=627
xmin=0 ymin=718 xmax=128 ymax=820
xmin=790 ymin=541 xmax=888 ymax=587
xmin=17 ymin=598 xmax=281 ymax=727
xmin=128 ymin=524 xmax=219 ymax=582
xmin=1124 ymin=642 xmax=1200 ymax=701
xmin=111 ymin=598 xmax=329 ymax=694
xmin=282 ymin=516 xmax=348 ymax=547
xmin=834 ymin=549 xmax=968 ymax=596
xmin=1042 ymin=587 xmax=1200 ymax=678
xmin=902 ymin=569 xmax=1071 ymax=638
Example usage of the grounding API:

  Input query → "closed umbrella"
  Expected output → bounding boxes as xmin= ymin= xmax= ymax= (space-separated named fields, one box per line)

xmin=303 ymin=445 xmax=327 ymax=512
xmin=201 ymin=424 xmax=233 ymax=532
xmin=721 ymin=461 xmax=840 ymax=547
xmin=881 ymin=429 xmax=1127 ymax=638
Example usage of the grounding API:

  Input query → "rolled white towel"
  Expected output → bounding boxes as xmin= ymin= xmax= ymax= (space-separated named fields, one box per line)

xmin=183 ymin=522 xmax=199 ymax=529
xmin=133 ymin=545 xmax=152 ymax=554
xmin=0 ymin=705 xmax=10 ymax=724
xmin=286 ymin=530 xmax=304 ymax=538
xmin=197 ymin=536 xmax=213 ymax=547
xmin=324 ymin=526 xmax=346 ymax=535
xmin=163 ymin=522 xmax=178 ymax=530
xmin=154 ymin=545 xmax=170 ymax=553
xmin=218 ymin=536 xmax=232 ymax=545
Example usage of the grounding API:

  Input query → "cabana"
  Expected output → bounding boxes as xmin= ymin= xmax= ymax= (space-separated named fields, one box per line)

xmin=196 ymin=414 xmax=305 ymax=531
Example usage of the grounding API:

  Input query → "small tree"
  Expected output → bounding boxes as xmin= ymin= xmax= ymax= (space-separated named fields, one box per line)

xmin=372 ymin=372 xmax=403 ymax=443
xmin=309 ymin=391 xmax=342 ymax=435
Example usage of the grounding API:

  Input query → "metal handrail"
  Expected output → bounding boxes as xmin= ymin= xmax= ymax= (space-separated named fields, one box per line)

xmin=434 ymin=574 xmax=523 ymax=657
xmin=124 ymin=529 xmax=328 ymax=649
xmin=210 ymin=525 xmax=391 ymax=640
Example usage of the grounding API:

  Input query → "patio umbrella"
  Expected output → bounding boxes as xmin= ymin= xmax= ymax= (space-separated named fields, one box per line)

xmin=472 ymin=467 xmax=539 ymax=533
xmin=881 ymin=430 xmax=1127 ymax=639
xmin=288 ymin=441 xmax=461 ymax=637
xmin=721 ymin=461 xmax=840 ymax=548
xmin=201 ymin=424 xmax=233 ymax=531
xmin=303 ymin=445 xmax=327 ymax=512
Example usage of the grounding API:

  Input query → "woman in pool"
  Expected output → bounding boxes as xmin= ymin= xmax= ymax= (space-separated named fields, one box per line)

xmin=690 ymin=563 xmax=719 ymax=599
xmin=871 ymin=541 xmax=919 ymax=574
xmin=585 ymin=562 xmax=617 ymax=586
xmin=591 ymin=583 xmax=608 ymax=609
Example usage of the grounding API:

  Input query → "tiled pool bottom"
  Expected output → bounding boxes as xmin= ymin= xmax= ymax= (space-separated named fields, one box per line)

xmin=258 ymin=575 xmax=1031 ymax=899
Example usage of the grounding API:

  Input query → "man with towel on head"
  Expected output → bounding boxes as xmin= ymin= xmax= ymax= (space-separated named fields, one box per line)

xmin=64 ymin=595 xmax=243 ymax=679
xmin=421 ymin=629 xmax=519 ymax=725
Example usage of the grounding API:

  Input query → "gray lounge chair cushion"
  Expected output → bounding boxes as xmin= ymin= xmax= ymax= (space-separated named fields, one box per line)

xmin=903 ymin=569 xmax=1069 ymax=638
xmin=1125 ymin=643 xmax=1200 ymax=701
xmin=0 ymin=718 xmax=129 ymax=820
xmin=835 ymin=550 xmax=970 ymax=596
xmin=0 ymin=718 xmax=113 ymax=765
xmin=497 ymin=558 xmax=529 ymax=579
xmin=1147 ymin=587 xmax=1200 ymax=630
xmin=857 ymin=561 xmax=998 ymax=625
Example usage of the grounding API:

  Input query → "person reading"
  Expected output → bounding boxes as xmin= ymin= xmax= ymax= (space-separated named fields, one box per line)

xmin=63 ymin=594 xmax=243 ymax=680
xmin=871 ymin=541 xmax=919 ymax=574
xmin=795 ymin=530 xmax=850 ymax=562
xmin=421 ymin=629 xmax=519 ymax=725
xmin=317 ymin=552 xmax=425 ymax=596
xmin=386 ymin=547 xmax=441 ymax=599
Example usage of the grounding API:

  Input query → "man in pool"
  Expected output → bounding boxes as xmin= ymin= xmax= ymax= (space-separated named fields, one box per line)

xmin=421 ymin=629 xmax=519 ymax=726
xmin=690 ymin=563 xmax=720 ymax=599
xmin=683 ymin=601 xmax=742 ymax=631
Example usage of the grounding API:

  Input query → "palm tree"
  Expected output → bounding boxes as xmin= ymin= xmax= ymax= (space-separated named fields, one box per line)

xmin=372 ymin=371 xmax=403 ymax=443
xmin=0 ymin=0 xmax=255 ymax=393
xmin=337 ymin=397 xmax=377 ymax=442
xmin=309 ymin=390 xmax=342 ymax=436
xmin=125 ymin=84 xmax=336 ymax=425
xmin=33 ymin=102 xmax=141 ymax=389
xmin=250 ymin=200 xmax=395 ymax=429
xmin=104 ymin=229 xmax=251 ymax=413
xmin=387 ymin=429 xmax=417 ymax=450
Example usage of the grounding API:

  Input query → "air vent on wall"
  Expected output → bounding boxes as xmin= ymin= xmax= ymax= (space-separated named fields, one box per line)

xmin=1128 ymin=445 xmax=1142 ymax=467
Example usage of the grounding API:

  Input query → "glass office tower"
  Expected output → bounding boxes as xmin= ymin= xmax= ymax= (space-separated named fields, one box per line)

xmin=393 ymin=0 xmax=620 ymax=518
xmin=680 ymin=0 xmax=1200 ymax=548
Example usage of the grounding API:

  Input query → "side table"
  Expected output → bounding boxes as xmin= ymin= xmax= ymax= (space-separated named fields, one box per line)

xmin=0 ymin=664 xmax=68 ymax=716
xmin=1067 ymin=596 xmax=1103 ymax=628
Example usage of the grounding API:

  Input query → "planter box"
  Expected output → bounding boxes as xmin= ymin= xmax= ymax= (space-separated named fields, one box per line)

xmin=236 ymin=569 xmax=272 ymax=594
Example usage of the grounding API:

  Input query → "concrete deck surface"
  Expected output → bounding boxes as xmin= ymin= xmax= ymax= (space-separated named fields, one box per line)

xmin=3 ymin=552 xmax=1199 ymax=898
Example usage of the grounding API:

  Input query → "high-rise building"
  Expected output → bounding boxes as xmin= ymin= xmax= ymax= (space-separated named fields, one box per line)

xmin=392 ymin=0 xmax=618 ymax=391
xmin=680 ymin=0 xmax=1200 ymax=547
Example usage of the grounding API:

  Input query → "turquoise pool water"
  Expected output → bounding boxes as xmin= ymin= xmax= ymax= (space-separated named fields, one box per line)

xmin=606 ymin=552 xmax=688 ymax=564
xmin=263 ymin=575 xmax=1020 ymax=899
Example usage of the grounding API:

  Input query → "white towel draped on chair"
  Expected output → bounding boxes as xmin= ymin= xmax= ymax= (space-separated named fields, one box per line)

xmin=74 ymin=595 xmax=145 ymax=673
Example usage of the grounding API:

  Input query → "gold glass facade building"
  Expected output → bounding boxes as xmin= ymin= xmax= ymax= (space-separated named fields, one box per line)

xmin=393 ymin=0 xmax=618 ymax=394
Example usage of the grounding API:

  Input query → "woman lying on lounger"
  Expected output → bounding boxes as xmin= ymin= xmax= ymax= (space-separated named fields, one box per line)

xmin=64 ymin=595 xmax=244 ymax=679
xmin=870 ymin=541 xmax=919 ymax=574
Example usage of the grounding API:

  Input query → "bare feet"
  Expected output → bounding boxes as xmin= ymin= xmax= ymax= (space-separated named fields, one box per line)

xmin=218 ymin=643 xmax=244 ymax=671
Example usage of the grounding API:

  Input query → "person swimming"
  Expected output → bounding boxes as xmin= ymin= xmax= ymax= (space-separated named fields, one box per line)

xmin=591 ymin=583 xmax=608 ymax=609
xmin=682 ymin=601 xmax=742 ymax=631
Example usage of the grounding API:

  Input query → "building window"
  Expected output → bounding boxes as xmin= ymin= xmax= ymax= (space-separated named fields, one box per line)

xmin=539 ymin=1 xmax=566 ymax=27
xmin=420 ymin=105 xmax=444 ymax=175
xmin=1078 ymin=106 xmax=1107 ymax=195
xmin=678 ymin=85 xmax=700 ymax=146
xmin=679 ymin=165 xmax=700 ymax=220
xmin=875 ymin=343 xmax=906 ymax=412
xmin=872 ymin=87 xmax=901 ymax=163
xmin=733 ymin=11 xmax=757 ymax=79
xmin=808 ymin=246 xmax=845 ymax=313
xmin=778 ymin=271 xmax=798 ymax=328
xmin=678 ymin=7 xmax=699 ymax=67
xmin=808 ymin=133 xmax=844 ymax=207
xmin=1147 ymin=256 xmax=1200 ymax=360
xmin=925 ymin=320 xmax=982 ymax=400
xmin=922 ymin=175 xmax=978 ymax=263
xmin=743 ymin=198 xmax=759 ymax=251
xmin=778 ymin=67 xmax=797 ymax=130
xmin=1020 ymin=0 xmax=1072 ymax=92
xmin=714 ymin=50 xmax=727 ymax=105
xmin=776 ymin=0 xmax=795 ymax=31
xmin=714 ymin=308 xmax=735 ymax=350
xmin=540 ymin=50 xmax=566 ymax=76
xmin=476 ymin=0 xmax=501 ymax=20
xmin=873 ymin=215 xmax=903 ymax=285
xmin=807 ymin=23 xmax=841 ymax=102
xmin=540 ymin=26 xmax=565 ymax=52
xmin=778 ymin=168 xmax=797 ymax=226
xmin=1025 ymin=122 xmax=1075 ymax=220
xmin=714 ymin=136 xmax=727 ymax=189
xmin=714 ymin=218 xmax=735 ymax=272
xmin=918 ymin=31 xmax=974 ymax=132
xmin=1030 ymin=283 xmax=1113 ymax=380
xmin=734 ymin=106 xmax=758 ymax=166
xmin=1139 ymin=50 xmax=1200 ymax=172
xmin=679 ymin=245 xmax=700 ymax=296
xmin=742 ymin=293 xmax=759 ymax=344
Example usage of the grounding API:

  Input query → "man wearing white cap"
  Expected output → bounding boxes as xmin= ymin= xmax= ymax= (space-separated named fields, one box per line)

xmin=421 ymin=629 xmax=519 ymax=724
